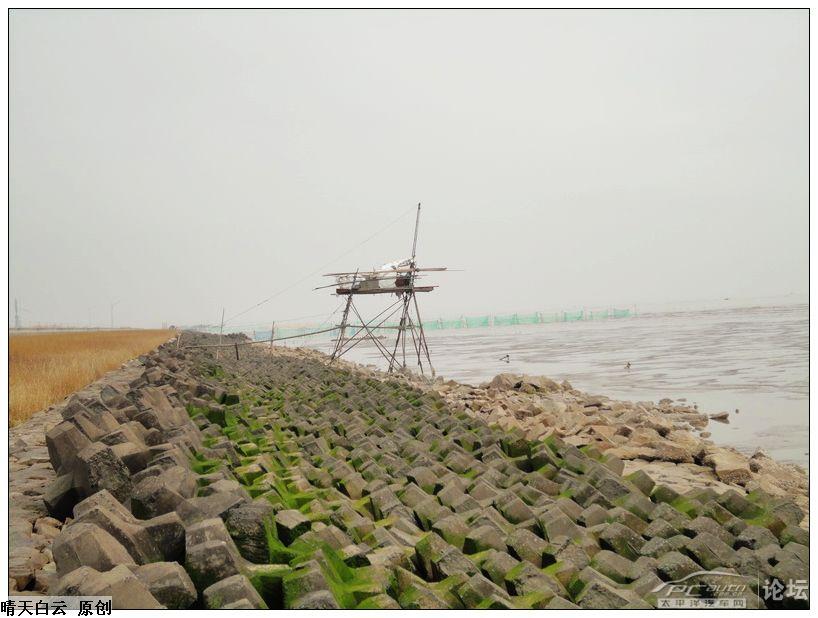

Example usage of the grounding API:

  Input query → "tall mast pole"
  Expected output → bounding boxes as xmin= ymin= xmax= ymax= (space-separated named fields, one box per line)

xmin=411 ymin=203 xmax=421 ymax=263
xmin=330 ymin=270 xmax=358 ymax=362
xmin=389 ymin=203 xmax=425 ymax=373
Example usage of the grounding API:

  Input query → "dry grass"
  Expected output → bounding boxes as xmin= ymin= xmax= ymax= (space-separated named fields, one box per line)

xmin=9 ymin=329 xmax=174 ymax=426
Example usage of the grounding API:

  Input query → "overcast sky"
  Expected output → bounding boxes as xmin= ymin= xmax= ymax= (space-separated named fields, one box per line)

xmin=10 ymin=9 xmax=807 ymax=329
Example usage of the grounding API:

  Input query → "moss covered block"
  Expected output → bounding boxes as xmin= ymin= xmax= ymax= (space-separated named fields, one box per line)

xmin=221 ymin=393 xmax=241 ymax=406
xmin=245 ymin=563 xmax=290 ymax=609
xmin=276 ymin=509 xmax=311 ymax=545
xmin=504 ymin=562 xmax=558 ymax=599
xmin=669 ymin=496 xmax=702 ymax=518
xmin=398 ymin=582 xmax=452 ymax=609
xmin=625 ymin=469 xmax=655 ymax=496
xmin=356 ymin=594 xmax=400 ymax=609
xmin=235 ymin=463 xmax=264 ymax=485
xmin=237 ymin=442 xmax=260 ymax=457
xmin=455 ymin=572 xmax=511 ymax=609
xmin=431 ymin=515 xmax=469 ymax=550
xmin=511 ymin=590 xmax=554 ymax=609
xmin=190 ymin=456 xmax=222 ymax=475
xmin=717 ymin=489 xmax=765 ymax=519
xmin=597 ymin=522 xmax=645 ymax=560
xmin=282 ymin=562 xmax=334 ymax=608
xmin=615 ymin=491 xmax=656 ymax=521
xmin=651 ymin=484 xmax=681 ymax=505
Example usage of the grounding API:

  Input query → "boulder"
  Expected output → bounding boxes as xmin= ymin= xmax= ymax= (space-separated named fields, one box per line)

xmin=504 ymin=562 xmax=558 ymax=598
xmin=505 ymin=528 xmax=551 ymax=567
xmin=185 ymin=539 xmax=243 ymax=591
xmin=702 ymin=449 xmax=752 ymax=485
xmin=656 ymin=551 xmax=701 ymax=581
xmin=683 ymin=516 xmax=735 ymax=547
xmin=73 ymin=500 xmax=162 ymax=564
xmin=539 ymin=510 xmax=581 ymax=543
xmin=575 ymin=575 xmax=632 ymax=609
xmin=431 ymin=515 xmax=469 ymax=550
xmin=132 ymin=476 xmax=186 ymax=519
xmin=110 ymin=442 xmax=152 ymax=474
xmin=463 ymin=525 xmax=506 ymax=554
xmin=275 ymin=509 xmax=311 ymax=546
xmin=43 ymin=474 xmax=81 ymax=521
xmin=456 ymin=573 xmax=511 ymax=608
xmin=187 ymin=517 xmax=230 ymax=545
xmin=99 ymin=423 xmax=147 ymax=447
xmin=291 ymin=590 xmax=341 ymax=609
xmin=407 ymin=467 xmax=440 ymax=494
xmin=55 ymin=564 xmax=162 ymax=609
xmin=488 ymin=374 xmax=518 ymax=391
xmin=45 ymin=422 xmax=92 ymax=474
xmin=52 ymin=523 xmax=135 ymax=577
xmin=283 ymin=560 xmax=335 ymax=608
xmin=73 ymin=443 xmax=133 ymax=504
xmin=73 ymin=489 xmax=134 ymax=521
xmin=684 ymin=532 xmax=739 ymax=570
xmin=592 ymin=550 xmax=633 ymax=584
xmin=413 ymin=498 xmax=449 ymax=531
xmin=225 ymin=501 xmax=275 ymax=563
xmin=176 ymin=492 xmax=248 ymax=523
xmin=597 ymin=523 xmax=644 ymax=560
xmin=134 ymin=562 xmax=197 ymax=609
xmin=136 ymin=386 xmax=191 ymax=430
xmin=143 ymin=512 xmax=186 ymax=563
xmin=735 ymin=525 xmax=779 ymax=551
xmin=63 ymin=402 xmax=120 ymax=441
xmin=479 ymin=550 xmax=520 ymax=587
xmin=203 ymin=574 xmax=267 ymax=609
xmin=8 ymin=546 xmax=48 ymax=590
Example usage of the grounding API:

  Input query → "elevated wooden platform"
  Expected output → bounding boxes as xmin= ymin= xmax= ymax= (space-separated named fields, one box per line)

xmin=335 ymin=286 xmax=436 ymax=295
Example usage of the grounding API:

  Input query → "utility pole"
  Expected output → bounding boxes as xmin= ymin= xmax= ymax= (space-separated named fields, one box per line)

xmin=217 ymin=308 xmax=225 ymax=359
xmin=14 ymin=299 xmax=21 ymax=330
xmin=110 ymin=300 xmax=120 ymax=329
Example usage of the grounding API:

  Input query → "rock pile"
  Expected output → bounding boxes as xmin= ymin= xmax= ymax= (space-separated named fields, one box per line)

xmin=431 ymin=373 xmax=808 ymax=521
xmin=10 ymin=333 xmax=809 ymax=608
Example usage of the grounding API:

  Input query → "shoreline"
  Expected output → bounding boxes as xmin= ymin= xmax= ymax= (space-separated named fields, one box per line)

xmin=302 ymin=349 xmax=808 ymax=525
xmin=8 ymin=332 xmax=809 ymax=608
xmin=327 ymin=302 xmax=808 ymax=467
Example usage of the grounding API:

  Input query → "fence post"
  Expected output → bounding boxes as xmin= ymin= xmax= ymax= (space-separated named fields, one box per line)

xmin=217 ymin=308 xmax=225 ymax=359
xmin=270 ymin=322 xmax=275 ymax=349
xmin=235 ymin=343 xmax=239 ymax=360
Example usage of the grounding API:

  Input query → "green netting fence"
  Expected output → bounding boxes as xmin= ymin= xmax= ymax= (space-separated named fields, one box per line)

xmin=246 ymin=307 xmax=633 ymax=342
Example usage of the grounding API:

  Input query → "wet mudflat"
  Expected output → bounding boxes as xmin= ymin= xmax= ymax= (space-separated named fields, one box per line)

xmin=333 ymin=304 xmax=808 ymax=465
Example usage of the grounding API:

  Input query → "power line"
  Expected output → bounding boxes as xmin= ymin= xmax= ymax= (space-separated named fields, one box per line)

xmin=226 ymin=310 xmax=343 ymax=330
xmin=221 ymin=205 xmax=416 ymax=327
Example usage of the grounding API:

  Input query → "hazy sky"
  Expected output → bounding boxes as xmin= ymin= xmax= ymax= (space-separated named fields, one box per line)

xmin=10 ymin=9 xmax=807 ymax=329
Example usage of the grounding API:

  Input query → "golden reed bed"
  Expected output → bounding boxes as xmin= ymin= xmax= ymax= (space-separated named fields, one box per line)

xmin=9 ymin=329 xmax=174 ymax=426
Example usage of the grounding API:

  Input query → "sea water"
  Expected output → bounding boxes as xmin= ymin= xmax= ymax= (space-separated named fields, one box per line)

xmin=319 ymin=304 xmax=808 ymax=466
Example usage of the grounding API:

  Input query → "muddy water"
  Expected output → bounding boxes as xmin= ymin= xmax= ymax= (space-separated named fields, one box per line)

xmin=324 ymin=304 xmax=808 ymax=466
